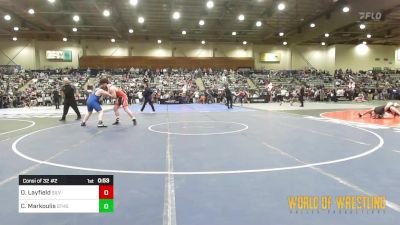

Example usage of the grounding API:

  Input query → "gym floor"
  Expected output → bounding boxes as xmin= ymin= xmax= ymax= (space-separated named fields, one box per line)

xmin=0 ymin=102 xmax=400 ymax=225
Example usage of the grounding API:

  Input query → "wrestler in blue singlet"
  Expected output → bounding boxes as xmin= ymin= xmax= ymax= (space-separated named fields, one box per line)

xmin=86 ymin=89 xmax=102 ymax=112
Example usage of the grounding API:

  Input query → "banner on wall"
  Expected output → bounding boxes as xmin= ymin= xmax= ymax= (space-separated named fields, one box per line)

xmin=259 ymin=53 xmax=281 ymax=62
xmin=397 ymin=49 xmax=400 ymax=61
xmin=46 ymin=50 xmax=72 ymax=61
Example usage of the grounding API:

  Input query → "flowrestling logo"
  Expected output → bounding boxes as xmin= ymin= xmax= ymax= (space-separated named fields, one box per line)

xmin=359 ymin=12 xmax=382 ymax=21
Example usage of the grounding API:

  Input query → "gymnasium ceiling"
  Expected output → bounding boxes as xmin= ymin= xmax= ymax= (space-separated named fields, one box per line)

xmin=0 ymin=0 xmax=400 ymax=45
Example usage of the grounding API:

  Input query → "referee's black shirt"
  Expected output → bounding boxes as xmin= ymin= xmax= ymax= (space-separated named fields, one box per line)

xmin=62 ymin=84 xmax=76 ymax=102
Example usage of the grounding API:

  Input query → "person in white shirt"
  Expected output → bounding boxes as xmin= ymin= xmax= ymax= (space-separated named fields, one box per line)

xmin=137 ymin=90 xmax=143 ymax=103
xmin=193 ymin=90 xmax=199 ymax=103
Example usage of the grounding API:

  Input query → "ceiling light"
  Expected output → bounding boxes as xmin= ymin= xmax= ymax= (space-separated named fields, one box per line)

xmin=310 ymin=23 xmax=315 ymax=28
xmin=206 ymin=0 xmax=214 ymax=9
xmin=366 ymin=34 xmax=372 ymax=38
xmin=283 ymin=41 xmax=287 ymax=45
xmin=13 ymin=27 xmax=19 ymax=31
xmin=277 ymin=3 xmax=286 ymax=11
xmin=232 ymin=31 xmax=237 ymax=36
xmin=73 ymin=15 xmax=80 ymax=22
xmin=129 ymin=29 xmax=134 ymax=33
xmin=362 ymin=41 xmax=367 ymax=45
xmin=359 ymin=24 xmax=366 ymax=29
xmin=256 ymin=21 xmax=262 ymax=27
xmin=342 ymin=6 xmax=350 ymax=13
xmin=12 ymin=37 xmax=17 ymax=41
xmin=48 ymin=0 xmax=55 ymax=3
xmin=324 ymin=33 xmax=329 ymax=37
xmin=199 ymin=19 xmax=205 ymax=26
xmin=111 ymin=38 xmax=115 ymax=43
xmin=63 ymin=37 xmax=67 ymax=42
xmin=321 ymin=42 xmax=326 ymax=46
xmin=4 ymin=15 xmax=11 ymax=21
xmin=172 ymin=12 xmax=180 ymax=20
xmin=279 ymin=32 xmax=284 ymax=37
xmin=182 ymin=30 xmax=186 ymax=35
xmin=72 ymin=27 xmax=78 ymax=32
xmin=201 ymin=40 xmax=206 ymax=45
xmin=138 ymin=16 xmax=145 ymax=23
xmin=28 ymin=9 xmax=35 ymax=15
xmin=243 ymin=41 xmax=247 ymax=45
xmin=157 ymin=39 xmax=162 ymax=44
xmin=130 ymin=0 xmax=138 ymax=6
xmin=238 ymin=14 xmax=245 ymax=21
xmin=103 ymin=10 xmax=110 ymax=17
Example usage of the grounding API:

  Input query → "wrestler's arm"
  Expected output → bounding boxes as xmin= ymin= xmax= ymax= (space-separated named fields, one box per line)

xmin=389 ymin=106 xmax=400 ymax=116
xmin=384 ymin=103 xmax=393 ymax=112
xmin=108 ymin=86 xmax=117 ymax=98
xmin=98 ymin=89 xmax=113 ymax=98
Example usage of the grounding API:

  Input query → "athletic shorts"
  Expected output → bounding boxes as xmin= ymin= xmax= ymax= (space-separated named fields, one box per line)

xmin=87 ymin=97 xmax=102 ymax=112
xmin=374 ymin=106 xmax=385 ymax=115
xmin=115 ymin=91 xmax=129 ymax=108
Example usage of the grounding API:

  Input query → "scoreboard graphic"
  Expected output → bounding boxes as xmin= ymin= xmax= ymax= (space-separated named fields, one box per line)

xmin=19 ymin=175 xmax=114 ymax=213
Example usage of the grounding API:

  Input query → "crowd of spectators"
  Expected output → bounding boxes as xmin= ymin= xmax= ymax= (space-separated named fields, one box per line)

xmin=0 ymin=67 xmax=89 ymax=108
xmin=251 ymin=68 xmax=400 ymax=103
xmin=0 ymin=66 xmax=31 ymax=108
xmin=2 ymin=65 xmax=400 ymax=109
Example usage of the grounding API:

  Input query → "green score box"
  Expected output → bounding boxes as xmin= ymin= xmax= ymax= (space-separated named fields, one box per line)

xmin=99 ymin=199 xmax=114 ymax=213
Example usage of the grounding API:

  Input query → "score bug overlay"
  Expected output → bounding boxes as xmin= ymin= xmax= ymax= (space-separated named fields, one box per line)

xmin=19 ymin=175 xmax=114 ymax=213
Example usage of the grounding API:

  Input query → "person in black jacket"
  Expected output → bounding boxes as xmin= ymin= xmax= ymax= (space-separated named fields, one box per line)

xmin=60 ymin=78 xmax=81 ymax=121
xmin=225 ymin=86 xmax=233 ymax=109
xmin=140 ymin=84 xmax=155 ymax=112
xmin=53 ymin=88 xmax=60 ymax=109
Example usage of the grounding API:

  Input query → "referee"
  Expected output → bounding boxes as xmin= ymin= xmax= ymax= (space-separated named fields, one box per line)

xmin=140 ymin=84 xmax=155 ymax=112
xmin=60 ymin=78 xmax=81 ymax=121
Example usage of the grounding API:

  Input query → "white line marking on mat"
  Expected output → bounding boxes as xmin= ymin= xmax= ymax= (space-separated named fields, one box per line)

xmin=0 ymin=138 xmax=11 ymax=142
xmin=0 ymin=119 xmax=35 ymax=136
xmin=281 ymin=122 xmax=370 ymax=146
xmin=342 ymin=138 xmax=370 ymax=146
xmin=12 ymin=121 xmax=384 ymax=175
xmin=163 ymin=106 xmax=177 ymax=225
xmin=148 ymin=121 xmax=248 ymax=136
xmin=2 ymin=126 xmax=102 ymax=187
xmin=263 ymin=142 xmax=400 ymax=213
xmin=0 ymin=148 xmax=70 ymax=187
xmin=318 ymin=113 xmax=390 ymax=129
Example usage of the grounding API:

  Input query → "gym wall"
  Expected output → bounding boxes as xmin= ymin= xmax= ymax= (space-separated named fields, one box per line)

xmin=0 ymin=39 xmax=398 ymax=72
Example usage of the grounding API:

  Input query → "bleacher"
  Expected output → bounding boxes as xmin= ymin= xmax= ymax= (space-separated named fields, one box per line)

xmin=2 ymin=66 xmax=400 ymax=108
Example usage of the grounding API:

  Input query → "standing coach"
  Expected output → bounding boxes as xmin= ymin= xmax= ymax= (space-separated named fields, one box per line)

xmin=299 ymin=85 xmax=305 ymax=107
xmin=225 ymin=86 xmax=233 ymax=109
xmin=60 ymin=77 xmax=81 ymax=121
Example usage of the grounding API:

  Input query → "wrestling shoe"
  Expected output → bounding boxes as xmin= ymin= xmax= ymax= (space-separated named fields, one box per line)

xmin=97 ymin=121 xmax=107 ymax=128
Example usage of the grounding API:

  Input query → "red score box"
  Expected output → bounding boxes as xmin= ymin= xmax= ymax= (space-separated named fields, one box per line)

xmin=99 ymin=185 xmax=114 ymax=199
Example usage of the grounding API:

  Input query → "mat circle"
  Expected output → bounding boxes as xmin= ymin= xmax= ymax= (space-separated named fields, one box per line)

xmin=148 ymin=121 xmax=249 ymax=135
xmin=0 ymin=119 xmax=35 ymax=136
xmin=11 ymin=121 xmax=384 ymax=175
